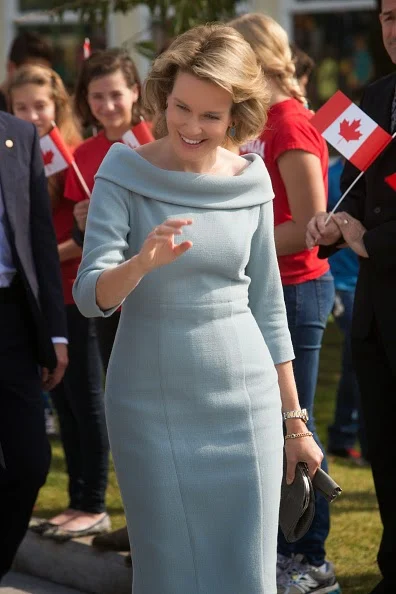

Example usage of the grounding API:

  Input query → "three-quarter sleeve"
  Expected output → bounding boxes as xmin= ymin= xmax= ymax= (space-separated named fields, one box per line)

xmin=72 ymin=175 xmax=132 ymax=318
xmin=246 ymin=200 xmax=295 ymax=365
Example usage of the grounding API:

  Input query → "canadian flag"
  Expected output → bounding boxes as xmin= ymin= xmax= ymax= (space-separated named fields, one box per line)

xmin=122 ymin=120 xmax=154 ymax=149
xmin=310 ymin=91 xmax=392 ymax=171
xmin=40 ymin=126 xmax=74 ymax=177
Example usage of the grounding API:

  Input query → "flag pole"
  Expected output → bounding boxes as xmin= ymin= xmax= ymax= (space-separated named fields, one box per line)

xmin=324 ymin=172 xmax=364 ymax=225
xmin=325 ymin=130 xmax=396 ymax=225
xmin=71 ymin=161 xmax=91 ymax=199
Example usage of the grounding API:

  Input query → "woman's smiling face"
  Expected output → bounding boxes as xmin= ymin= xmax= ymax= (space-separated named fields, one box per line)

xmin=165 ymin=71 xmax=233 ymax=164
xmin=11 ymin=83 xmax=55 ymax=137
xmin=87 ymin=69 xmax=138 ymax=138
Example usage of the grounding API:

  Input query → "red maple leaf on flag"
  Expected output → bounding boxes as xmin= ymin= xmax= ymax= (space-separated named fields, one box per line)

xmin=338 ymin=119 xmax=363 ymax=142
xmin=42 ymin=150 xmax=54 ymax=165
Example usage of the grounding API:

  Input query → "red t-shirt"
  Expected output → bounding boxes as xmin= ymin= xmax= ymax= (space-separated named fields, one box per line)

xmin=241 ymin=98 xmax=329 ymax=285
xmin=64 ymin=131 xmax=116 ymax=202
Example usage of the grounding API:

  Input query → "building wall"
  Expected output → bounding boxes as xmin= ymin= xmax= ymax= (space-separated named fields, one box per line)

xmin=107 ymin=6 xmax=151 ymax=79
xmin=252 ymin=0 xmax=290 ymax=33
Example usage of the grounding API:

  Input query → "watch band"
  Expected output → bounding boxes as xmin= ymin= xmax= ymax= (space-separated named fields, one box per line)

xmin=282 ymin=408 xmax=309 ymax=423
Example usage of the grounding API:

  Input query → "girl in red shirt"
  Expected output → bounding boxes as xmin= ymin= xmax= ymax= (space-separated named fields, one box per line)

xmin=9 ymin=65 xmax=110 ymax=540
xmin=231 ymin=13 xmax=338 ymax=594
xmin=65 ymin=48 xmax=145 ymax=370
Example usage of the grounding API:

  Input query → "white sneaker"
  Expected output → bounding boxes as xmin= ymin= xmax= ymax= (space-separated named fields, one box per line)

xmin=277 ymin=554 xmax=341 ymax=594
xmin=277 ymin=554 xmax=304 ymax=591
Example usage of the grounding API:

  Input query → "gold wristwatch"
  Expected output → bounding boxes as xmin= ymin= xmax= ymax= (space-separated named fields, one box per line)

xmin=282 ymin=408 xmax=309 ymax=424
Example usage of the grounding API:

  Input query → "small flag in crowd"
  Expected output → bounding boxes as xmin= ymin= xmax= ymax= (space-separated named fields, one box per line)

xmin=40 ymin=122 xmax=91 ymax=198
xmin=385 ymin=172 xmax=396 ymax=190
xmin=40 ymin=126 xmax=74 ymax=177
xmin=310 ymin=90 xmax=392 ymax=171
xmin=122 ymin=120 xmax=154 ymax=149
xmin=83 ymin=38 xmax=91 ymax=59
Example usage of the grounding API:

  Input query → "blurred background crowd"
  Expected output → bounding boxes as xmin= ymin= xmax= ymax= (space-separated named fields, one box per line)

xmin=0 ymin=0 xmax=392 ymax=112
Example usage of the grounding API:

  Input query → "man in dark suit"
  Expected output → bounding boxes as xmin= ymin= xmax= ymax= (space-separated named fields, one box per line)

xmin=0 ymin=111 xmax=68 ymax=578
xmin=307 ymin=2 xmax=396 ymax=592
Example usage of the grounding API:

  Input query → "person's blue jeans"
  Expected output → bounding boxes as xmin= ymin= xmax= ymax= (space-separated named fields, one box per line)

xmin=51 ymin=304 xmax=109 ymax=513
xmin=327 ymin=289 xmax=368 ymax=459
xmin=278 ymin=271 xmax=335 ymax=566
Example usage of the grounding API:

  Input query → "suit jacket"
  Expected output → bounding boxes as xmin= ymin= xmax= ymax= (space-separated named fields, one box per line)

xmin=319 ymin=72 xmax=396 ymax=341
xmin=0 ymin=112 xmax=67 ymax=370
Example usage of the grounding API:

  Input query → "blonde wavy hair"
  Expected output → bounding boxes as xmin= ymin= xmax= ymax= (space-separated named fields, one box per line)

xmin=228 ymin=13 xmax=305 ymax=104
xmin=8 ymin=65 xmax=82 ymax=207
xmin=144 ymin=23 xmax=270 ymax=146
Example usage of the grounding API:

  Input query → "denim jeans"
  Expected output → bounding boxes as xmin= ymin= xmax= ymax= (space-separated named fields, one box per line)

xmin=51 ymin=304 xmax=109 ymax=513
xmin=327 ymin=289 xmax=368 ymax=458
xmin=278 ymin=271 xmax=335 ymax=566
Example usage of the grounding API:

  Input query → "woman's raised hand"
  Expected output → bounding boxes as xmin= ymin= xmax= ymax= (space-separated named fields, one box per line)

xmin=136 ymin=219 xmax=193 ymax=274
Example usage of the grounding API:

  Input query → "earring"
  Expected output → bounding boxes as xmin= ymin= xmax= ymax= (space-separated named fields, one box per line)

xmin=229 ymin=123 xmax=236 ymax=138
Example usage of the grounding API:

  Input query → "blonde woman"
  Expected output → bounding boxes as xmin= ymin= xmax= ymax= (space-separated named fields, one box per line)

xmin=73 ymin=24 xmax=322 ymax=594
xmin=230 ymin=13 xmax=338 ymax=594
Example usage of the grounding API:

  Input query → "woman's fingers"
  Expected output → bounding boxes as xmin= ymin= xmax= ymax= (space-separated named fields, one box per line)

xmin=173 ymin=240 xmax=193 ymax=257
xmin=316 ymin=212 xmax=329 ymax=234
xmin=148 ymin=218 xmax=193 ymax=238
xmin=152 ymin=225 xmax=183 ymax=237
xmin=155 ymin=218 xmax=192 ymax=230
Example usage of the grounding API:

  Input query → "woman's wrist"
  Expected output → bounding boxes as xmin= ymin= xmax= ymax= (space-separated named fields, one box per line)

xmin=284 ymin=418 xmax=307 ymax=432
xmin=129 ymin=254 xmax=149 ymax=278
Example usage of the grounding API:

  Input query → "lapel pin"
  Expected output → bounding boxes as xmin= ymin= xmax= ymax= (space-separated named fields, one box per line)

xmin=5 ymin=139 xmax=13 ymax=148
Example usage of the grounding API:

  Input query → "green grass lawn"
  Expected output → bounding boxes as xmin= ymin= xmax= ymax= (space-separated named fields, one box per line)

xmin=35 ymin=320 xmax=382 ymax=594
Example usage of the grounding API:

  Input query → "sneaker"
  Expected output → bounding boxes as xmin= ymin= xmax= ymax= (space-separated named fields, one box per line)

xmin=277 ymin=554 xmax=304 ymax=592
xmin=277 ymin=554 xmax=341 ymax=594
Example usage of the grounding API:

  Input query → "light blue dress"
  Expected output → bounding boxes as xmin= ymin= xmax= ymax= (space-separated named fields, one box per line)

xmin=73 ymin=145 xmax=294 ymax=594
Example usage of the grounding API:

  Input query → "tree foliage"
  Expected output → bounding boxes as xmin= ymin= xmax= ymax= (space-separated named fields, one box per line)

xmin=51 ymin=0 xmax=238 ymax=58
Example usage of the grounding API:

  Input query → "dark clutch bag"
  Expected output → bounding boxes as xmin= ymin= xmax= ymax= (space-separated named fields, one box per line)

xmin=279 ymin=457 xmax=342 ymax=543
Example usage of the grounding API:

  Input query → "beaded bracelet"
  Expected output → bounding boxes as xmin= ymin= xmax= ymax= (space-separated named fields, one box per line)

xmin=284 ymin=431 xmax=313 ymax=440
